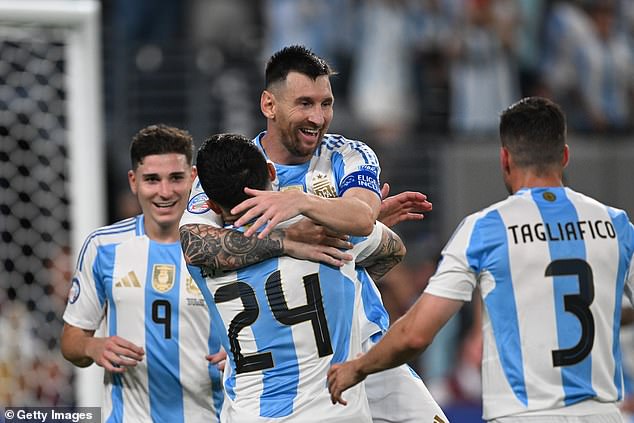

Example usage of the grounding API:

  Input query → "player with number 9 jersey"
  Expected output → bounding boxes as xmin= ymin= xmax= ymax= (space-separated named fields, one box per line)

xmin=425 ymin=186 xmax=634 ymax=420
xmin=63 ymin=215 xmax=224 ymax=422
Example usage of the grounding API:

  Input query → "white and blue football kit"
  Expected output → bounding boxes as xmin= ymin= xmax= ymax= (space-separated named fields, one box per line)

xmin=187 ymin=222 xmax=388 ymax=422
xmin=181 ymin=132 xmax=447 ymax=423
xmin=425 ymin=187 xmax=634 ymax=421
xmin=63 ymin=215 xmax=224 ymax=423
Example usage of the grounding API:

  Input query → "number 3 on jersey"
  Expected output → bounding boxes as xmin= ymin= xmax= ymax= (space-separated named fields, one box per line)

xmin=215 ymin=270 xmax=333 ymax=374
xmin=546 ymin=258 xmax=595 ymax=367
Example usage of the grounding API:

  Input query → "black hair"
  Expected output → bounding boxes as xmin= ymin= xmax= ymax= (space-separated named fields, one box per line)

xmin=130 ymin=124 xmax=194 ymax=170
xmin=499 ymin=97 xmax=566 ymax=173
xmin=196 ymin=133 xmax=270 ymax=210
xmin=265 ymin=45 xmax=335 ymax=88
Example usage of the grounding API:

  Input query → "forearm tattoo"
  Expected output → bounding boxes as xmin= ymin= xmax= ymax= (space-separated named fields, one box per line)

xmin=180 ymin=224 xmax=284 ymax=273
xmin=359 ymin=229 xmax=405 ymax=281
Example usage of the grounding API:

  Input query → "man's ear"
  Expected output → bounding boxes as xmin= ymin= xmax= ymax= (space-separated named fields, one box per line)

xmin=127 ymin=169 xmax=137 ymax=195
xmin=206 ymin=199 xmax=223 ymax=215
xmin=191 ymin=165 xmax=198 ymax=180
xmin=267 ymin=162 xmax=277 ymax=182
xmin=562 ymin=144 xmax=569 ymax=168
xmin=500 ymin=147 xmax=511 ymax=174
xmin=261 ymin=90 xmax=275 ymax=120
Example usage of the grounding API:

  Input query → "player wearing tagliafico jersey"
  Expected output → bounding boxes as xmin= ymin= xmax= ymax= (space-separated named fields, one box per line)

xmin=327 ymin=97 xmax=634 ymax=423
xmin=425 ymin=186 xmax=633 ymax=419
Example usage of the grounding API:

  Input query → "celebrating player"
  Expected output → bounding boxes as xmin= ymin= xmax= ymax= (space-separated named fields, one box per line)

xmin=180 ymin=45 xmax=446 ymax=422
xmin=61 ymin=125 xmax=224 ymax=422
xmin=328 ymin=97 xmax=634 ymax=423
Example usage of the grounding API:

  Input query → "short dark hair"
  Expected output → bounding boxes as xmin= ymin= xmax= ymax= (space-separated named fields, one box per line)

xmin=265 ymin=45 xmax=335 ymax=88
xmin=499 ymin=97 xmax=566 ymax=173
xmin=130 ymin=124 xmax=194 ymax=170
xmin=196 ymin=133 xmax=270 ymax=210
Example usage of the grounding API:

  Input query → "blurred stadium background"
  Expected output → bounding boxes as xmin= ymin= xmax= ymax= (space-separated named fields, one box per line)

xmin=1 ymin=1 xmax=633 ymax=422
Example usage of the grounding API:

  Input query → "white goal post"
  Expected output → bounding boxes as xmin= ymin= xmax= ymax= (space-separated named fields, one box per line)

xmin=0 ymin=0 xmax=104 ymax=407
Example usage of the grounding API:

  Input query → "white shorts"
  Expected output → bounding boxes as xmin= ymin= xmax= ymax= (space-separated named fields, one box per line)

xmin=363 ymin=339 xmax=449 ymax=423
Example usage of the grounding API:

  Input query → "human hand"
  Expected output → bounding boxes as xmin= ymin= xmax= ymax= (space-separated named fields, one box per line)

xmin=286 ymin=218 xmax=352 ymax=250
xmin=283 ymin=237 xmax=352 ymax=267
xmin=378 ymin=183 xmax=432 ymax=228
xmin=327 ymin=358 xmax=367 ymax=406
xmin=85 ymin=336 xmax=144 ymax=373
xmin=206 ymin=348 xmax=227 ymax=371
xmin=232 ymin=189 xmax=305 ymax=238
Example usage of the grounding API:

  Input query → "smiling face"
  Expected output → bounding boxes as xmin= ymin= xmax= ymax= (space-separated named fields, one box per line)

xmin=263 ymin=71 xmax=334 ymax=164
xmin=128 ymin=153 xmax=195 ymax=242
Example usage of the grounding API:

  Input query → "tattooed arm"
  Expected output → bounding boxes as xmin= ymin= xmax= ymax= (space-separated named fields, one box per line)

xmin=356 ymin=226 xmax=406 ymax=281
xmin=180 ymin=222 xmax=353 ymax=272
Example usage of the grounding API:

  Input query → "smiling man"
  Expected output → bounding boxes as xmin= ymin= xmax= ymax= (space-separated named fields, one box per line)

xmin=61 ymin=125 xmax=224 ymax=423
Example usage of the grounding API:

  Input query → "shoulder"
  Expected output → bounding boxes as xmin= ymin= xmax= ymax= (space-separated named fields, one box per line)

xmin=75 ymin=216 xmax=139 ymax=271
xmin=80 ymin=216 xmax=139 ymax=251
xmin=319 ymin=133 xmax=379 ymax=165
xmin=321 ymin=133 xmax=373 ymax=153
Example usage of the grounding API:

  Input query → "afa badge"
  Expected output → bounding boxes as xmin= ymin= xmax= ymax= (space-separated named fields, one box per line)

xmin=152 ymin=264 xmax=175 ymax=293
xmin=543 ymin=191 xmax=557 ymax=202
xmin=187 ymin=192 xmax=210 ymax=214
xmin=68 ymin=277 xmax=81 ymax=304
xmin=312 ymin=173 xmax=337 ymax=198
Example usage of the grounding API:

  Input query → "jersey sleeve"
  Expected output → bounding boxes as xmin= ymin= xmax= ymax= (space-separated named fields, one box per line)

xmin=62 ymin=236 xmax=107 ymax=330
xmin=622 ymin=219 xmax=634 ymax=308
xmin=180 ymin=176 xmax=223 ymax=228
xmin=333 ymin=139 xmax=382 ymax=198
xmin=350 ymin=221 xmax=387 ymax=262
xmin=424 ymin=215 xmax=479 ymax=302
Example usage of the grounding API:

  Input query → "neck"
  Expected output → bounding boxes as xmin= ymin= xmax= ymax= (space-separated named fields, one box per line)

xmin=143 ymin=221 xmax=179 ymax=243
xmin=261 ymin=131 xmax=311 ymax=165
xmin=510 ymin=171 xmax=564 ymax=194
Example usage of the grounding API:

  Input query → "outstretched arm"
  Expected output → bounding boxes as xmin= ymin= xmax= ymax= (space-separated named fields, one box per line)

xmin=231 ymin=187 xmax=380 ymax=238
xmin=327 ymin=293 xmax=463 ymax=405
xmin=180 ymin=220 xmax=353 ymax=272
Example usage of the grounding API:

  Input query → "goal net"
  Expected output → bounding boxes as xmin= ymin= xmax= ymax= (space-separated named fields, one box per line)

xmin=0 ymin=0 xmax=104 ymax=407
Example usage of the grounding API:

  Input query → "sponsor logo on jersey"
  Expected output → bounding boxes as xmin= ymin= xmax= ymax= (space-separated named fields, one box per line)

xmin=115 ymin=271 xmax=142 ymax=288
xmin=312 ymin=173 xmax=337 ymax=198
xmin=280 ymin=185 xmax=303 ymax=192
xmin=68 ymin=277 xmax=81 ymax=304
xmin=152 ymin=264 xmax=175 ymax=292
xmin=359 ymin=164 xmax=379 ymax=176
xmin=187 ymin=192 xmax=210 ymax=214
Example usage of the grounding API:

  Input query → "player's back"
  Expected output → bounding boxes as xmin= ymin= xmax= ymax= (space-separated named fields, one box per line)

xmin=441 ymin=187 xmax=634 ymax=419
xmin=65 ymin=216 xmax=223 ymax=423
xmin=190 ymin=228 xmax=377 ymax=422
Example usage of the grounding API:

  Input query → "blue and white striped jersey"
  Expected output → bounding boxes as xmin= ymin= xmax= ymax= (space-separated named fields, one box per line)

xmin=425 ymin=187 xmax=634 ymax=420
xmin=188 ymin=222 xmax=387 ymax=422
xmin=63 ymin=215 xmax=224 ymax=423
xmin=182 ymin=132 xmax=389 ymax=341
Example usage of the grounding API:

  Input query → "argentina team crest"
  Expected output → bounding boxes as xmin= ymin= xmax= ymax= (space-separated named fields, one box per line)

xmin=312 ymin=173 xmax=337 ymax=198
xmin=152 ymin=264 xmax=176 ymax=292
